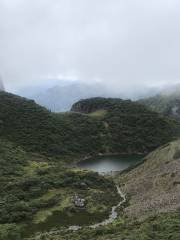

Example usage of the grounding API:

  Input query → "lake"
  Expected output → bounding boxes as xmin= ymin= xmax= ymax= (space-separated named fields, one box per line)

xmin=78 ymin=154 xmax=143 ymax=173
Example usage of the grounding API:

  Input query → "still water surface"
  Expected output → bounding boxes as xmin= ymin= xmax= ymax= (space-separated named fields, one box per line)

xmin=78 ymin=154 xmax=143 ymax=173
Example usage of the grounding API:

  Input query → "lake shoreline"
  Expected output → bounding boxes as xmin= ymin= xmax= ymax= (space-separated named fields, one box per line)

xmin=77 ymin=154 xmax=144 ymax=174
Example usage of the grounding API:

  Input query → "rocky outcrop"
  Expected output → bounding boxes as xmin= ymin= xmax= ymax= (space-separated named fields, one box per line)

xmin=71 ymin=98 xmax=103 ymax=113
xmin=73 ymin=194 xmax=85 ymax=208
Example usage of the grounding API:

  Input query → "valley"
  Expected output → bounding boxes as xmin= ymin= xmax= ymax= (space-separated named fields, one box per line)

xmin=0 ymin=92 xmax=179 ymax=239
xmin=2 ymin=1 xmax=180 ymax=239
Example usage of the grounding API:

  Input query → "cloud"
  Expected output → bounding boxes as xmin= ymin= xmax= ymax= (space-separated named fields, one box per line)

xmin=1 ymin=0 xmax=180 ymax=92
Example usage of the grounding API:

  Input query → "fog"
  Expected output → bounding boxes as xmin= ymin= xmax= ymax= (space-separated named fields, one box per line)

xmin=1 ymin=0 xmax=180 ymax=95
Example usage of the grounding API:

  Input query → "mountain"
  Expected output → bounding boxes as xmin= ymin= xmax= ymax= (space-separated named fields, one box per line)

xmin=139 ymin=84 xmax=180 ymax=119
xmin=0 ymin=92 xmax=179 ymax=239
xmin=0 ymin=93 xmax=179 ymax=157
xmin=0 ymin=91 xmax=105 ymax=156
xmin=17 ymin=81 xmax=161 ymax=112
xmin=18 ymin=82 xmax=116 ymax=112
xmin=71 ymin=97 xmax=180 ymax=153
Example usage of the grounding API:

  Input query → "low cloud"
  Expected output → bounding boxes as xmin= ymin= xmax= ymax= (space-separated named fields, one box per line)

xmin=1 ymin=0 xmax=180 ymax=93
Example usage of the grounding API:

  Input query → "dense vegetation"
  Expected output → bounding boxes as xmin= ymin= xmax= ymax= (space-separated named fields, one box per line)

xmin=0 ymin=92 xmax=180 ymax=239
xmin=1 ymin=93 xmax=179 ymax=157
xmin=0 ymin=92 xmax=105 ymax=156
xmin=0 ymin=139 xmax=118 ymax=239
xmin=72 ymin=97 xmax=180 ymax=153
xmin=29 ymin=211 xmax=180 ymax=240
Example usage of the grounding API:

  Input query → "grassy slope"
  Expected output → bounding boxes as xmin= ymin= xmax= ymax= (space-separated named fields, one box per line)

xmin=0 ymin=139 xmax=118 ymax=239
xmin=0 ymin=93 xmax=180 ymax=239
xmin=72 ymin=97 xmax=180 ymax=153
xmin=115 ymin=139 xmax=180 ymax=219
xmin=0 ymin=92 xmax=180 ymax=156
xmin=0 ymin=92 xmax=105 ymax=157
xmin=1 ymin=93 xmax=179 ymax=157
xmin=28 ymin=140 xmax=180 ymax=240
xmin=31 ymin=211 xmax=180 ymax=240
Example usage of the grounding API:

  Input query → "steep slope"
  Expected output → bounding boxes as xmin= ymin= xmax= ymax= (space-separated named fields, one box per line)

xmin=116 ymin=139 xmax=180 ymax=219
xmin=71 ymin=97 xmax=180 ymax=153
xmin=0 ymin=92 xmax=104 ymax=156
xmin=0 ymin=93 xmax=180 ymax=240
xmin=1 ymin=93 xmax=180 ymax=157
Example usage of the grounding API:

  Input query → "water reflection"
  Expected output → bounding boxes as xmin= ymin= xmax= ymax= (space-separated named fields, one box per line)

xmin=78 ymin=155 xmax=143 ymax=173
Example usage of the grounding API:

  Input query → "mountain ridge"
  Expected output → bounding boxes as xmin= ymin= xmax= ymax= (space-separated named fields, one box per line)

xmin=0 ymin=92 xmax=179 ymax=239
xmin=0 ymin=93 xmax=179 ymax=157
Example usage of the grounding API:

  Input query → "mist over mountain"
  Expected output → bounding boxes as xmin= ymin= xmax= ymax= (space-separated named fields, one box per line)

xmin=23 ymin=82 xmax=112 ymax=112
xmin=139 ymin=83 xmax=180 ymax=119
xmin=17 ymin=80 xmax=161 ymax=112
xmin=1 ymin=1 xmax=180 ymax=239
xmin=0 ymin=90 xmax=179 ymax=239
xmin=160 ymin=83 xmax=180 ymax=96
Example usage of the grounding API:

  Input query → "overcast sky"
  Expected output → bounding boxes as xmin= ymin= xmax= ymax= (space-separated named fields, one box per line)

xmin=1 ymin=0 xmax=180 ymax=92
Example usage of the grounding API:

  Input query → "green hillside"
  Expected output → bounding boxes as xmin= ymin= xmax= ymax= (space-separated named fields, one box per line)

xmin=0 ymin=139 xmax=119 ymax=239
xmin=19 ymin=140 xmax=180 ymax=240
xmin=72 ymin=97 xmax=180 ymax=153
xmin=31 ymin=211 xmax=180 ymax=240
xmin=0 ymin=92 xmax=180 ymax=239
xmin=0 ymin=93 xmax=179 ymax=157
xmin=0 ymin=92 xmax=105 ymax=157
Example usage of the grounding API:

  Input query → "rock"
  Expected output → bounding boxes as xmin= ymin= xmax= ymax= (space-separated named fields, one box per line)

xmin=73 ymin=194 xmax=86 ymax=208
